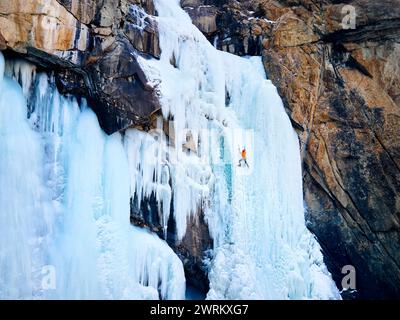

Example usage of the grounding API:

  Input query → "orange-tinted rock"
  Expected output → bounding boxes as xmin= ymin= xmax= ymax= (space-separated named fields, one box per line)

xmin=0 ymin=31 xmax=5 ymax=50
xmin=0 ymin=0 xmax=89 ymax=56
xmin=56 ymin=0 xmax=97 ymax=24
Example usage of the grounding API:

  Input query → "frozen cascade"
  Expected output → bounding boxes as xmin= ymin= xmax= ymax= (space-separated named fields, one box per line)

xmin=140 ymin=0 xmax=340 ymax=299
xmin=0 ymin=54 xmax=47 ymax=299
xmin=206 ymin=56 xmax=340 ymax=299
xmin=0 ymin=52 xmax=185 ymax=300
xmin=0 ymin=0 xmax=340 ymax=300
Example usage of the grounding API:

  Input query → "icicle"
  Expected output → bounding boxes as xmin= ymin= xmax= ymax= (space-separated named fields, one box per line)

xmin=132 ymin=0 xmax=228 ymax=241
xmin=131 ymin=227 xmax=186 ymax=300
xmin=0 ymin=54 xmax=185 ymax=300
xmin=128 ymin=4 xmax=150 ymax=30
xmin=0 ymin=52 xmax=50 ymax=299
xmin=5 ymin=59 xmax=36 ymax=96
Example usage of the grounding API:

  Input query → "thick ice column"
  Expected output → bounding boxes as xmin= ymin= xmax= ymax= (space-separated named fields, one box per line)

xmin=0 ymin=52 xmax=4 ymax=85
xmin=0 ymin=52 xmax=49 ymax=299
xmin=0 ymin=54 xmax=186 ymax=300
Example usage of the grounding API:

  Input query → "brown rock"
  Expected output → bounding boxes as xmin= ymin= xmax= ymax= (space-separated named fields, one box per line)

xmin=93 ymin=27 xmax=113 ymax=36
xmin=0 ymin=0 xmax=89 ymax=57
xmin=184 ymin=6 xmax=218 ymax=35
xmin=261 ymin=0 xmax=400 ymax=299
xmin=87 ymin=37 xmax=161 ymax=132
xmin=271 ymin=12 xmax=318 ymax=47
xmin=0 ymin=31 xmax=6 ymax=50
xmin=182 ymin=0 xmax=268 ymax=56
xmin=171 ymin=211 xmax=213 ymax=294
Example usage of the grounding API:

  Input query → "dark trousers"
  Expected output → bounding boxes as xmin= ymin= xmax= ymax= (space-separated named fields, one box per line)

xmin=238 ymin=158 xmax=249 ymax=168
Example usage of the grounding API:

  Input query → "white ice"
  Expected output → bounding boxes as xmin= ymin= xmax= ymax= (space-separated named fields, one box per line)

xmin=148 ymin=0 xmax=340 ymax=299
xmin=0 ymin=52 xmax=185 ymax=300
xmin=0 ymin=0 xmax=341 ymax=300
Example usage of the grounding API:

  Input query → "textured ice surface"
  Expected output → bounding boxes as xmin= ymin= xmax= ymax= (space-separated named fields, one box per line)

xmin=150 ymin=0 xmax=340 ymax=299
xmin=0 ymin=53 xmax=185 ymax=299
xmin=0 ymin=0 xmax=340 ymax=300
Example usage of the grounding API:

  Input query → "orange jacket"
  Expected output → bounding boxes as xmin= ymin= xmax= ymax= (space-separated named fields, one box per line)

xmin=241 ymin=149 xmax=246 ymax=159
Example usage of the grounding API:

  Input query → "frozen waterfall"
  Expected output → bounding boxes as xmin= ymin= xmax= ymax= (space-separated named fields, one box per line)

xmin=0 ymin=53 xmax=185 ymax=300
xmin=146 ymin=0 xmax=340 ymax=299
xmin=0 ymin=0 xmax=339 ymax=300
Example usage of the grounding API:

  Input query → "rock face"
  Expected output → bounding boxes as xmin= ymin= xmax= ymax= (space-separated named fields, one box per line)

xmin=184 ymin=0 xmax=400 ymax=299
xmin=129 ymin=190 xmax=213 ymax=294
xmin=0 ymin=32 xmax=5 ymax=50
xmin=0 ymin=0 xmax=160 ymax=134
xmin=264 ymin=0 xmax=400 ymax=300
xmin=168 ymin=210 xmax=213 ymax=295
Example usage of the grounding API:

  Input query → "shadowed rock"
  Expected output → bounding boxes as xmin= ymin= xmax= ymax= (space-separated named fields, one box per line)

xmin=0 ymin=0 xmax=161 ymax=134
